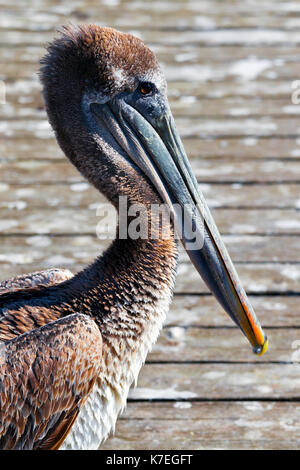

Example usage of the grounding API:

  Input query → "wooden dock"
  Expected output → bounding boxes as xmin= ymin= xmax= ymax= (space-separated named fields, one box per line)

xmin=1 ymin=0 xmax=300 ymax=450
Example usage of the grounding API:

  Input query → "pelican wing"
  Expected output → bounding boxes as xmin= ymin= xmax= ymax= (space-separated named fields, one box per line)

xmin=0 ymin=269 xmax=75 ymax=342
xmin=0 ymin=313 xmax=102 ymax=450
xmin=0 ymin=268 xmax=74 ymax=296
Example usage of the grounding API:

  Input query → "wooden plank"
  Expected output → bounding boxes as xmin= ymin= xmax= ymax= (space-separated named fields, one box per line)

xmin=0 ymin=235 xmax=109 ymax=267
xmin=199 ymin=184 xmax=300 ymax=209
xmin=169 ymin=97 xmax=300 ymax=118
xmin=116 ymin=401 xmax=300 ymax=422
xmin=5 ymin=6 xmax=300 ymax=33
xmin=1 ymin=117 xmax=298 ymax=140
xmin=168 ymin=295 xmax=300 ymax=328
xmin=3 ymin=137 xmax=300 ymax=162
xmin=175 ymin=262 xmax=300 ymax=294
xmin=1 ymin=231 xmax=300 ymax=259
xmin=174 ymin=116 xmax=299 ymax=138
xmin=193 ymin=160 xmax=300 ymax=183
xmin=209 ymin=209 xmax=300 ymax=234
xmin=0 ymin=181 xmax=299 ymax=209
xmin=2 ymin=0 xmax=300 ymax=30
xmin=1 ymin=205 xmax=300 ymax=235
xmin=2 ymin=29 xmax=300 ymax=47
xmin=1 ymin=158 xmax=300 ymax=183
xmin=101 ymin=401 xmax=300 ymax=450
xmin=149 ymin=327 xmax=299 ymax=363
xmin=167 ymin=80 xmax=295 ymax=98
xmin=157 ymin=45 xmax=300 ymax=68
xmin=0 ymin=160 xmax=82 ymax=183
xmin=127 ymin=362 xmax=300 ymax=400
xmin=0 ymin=228 xmax=300 ymax=263
xmin=1 ymin=133 xmax=300 ymax=161
xmin=140 ymin=29 xmax=300 ymax=47
xmin=1 ymin=0 xmax=300 ymax=14
xmin=0 ymin=182 xmax=103 ymax=208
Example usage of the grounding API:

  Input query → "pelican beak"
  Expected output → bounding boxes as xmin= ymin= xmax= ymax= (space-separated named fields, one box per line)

xmin=91 ymin=100 xmax=268 ymax=356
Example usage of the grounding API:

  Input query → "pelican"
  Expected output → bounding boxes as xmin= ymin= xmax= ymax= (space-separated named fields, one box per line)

xmin=0 ymin=24 xmax=268 ymax=450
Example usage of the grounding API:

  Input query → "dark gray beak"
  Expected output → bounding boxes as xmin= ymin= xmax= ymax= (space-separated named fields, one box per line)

xmin=91 ymin=99 xmax=268 ymax=356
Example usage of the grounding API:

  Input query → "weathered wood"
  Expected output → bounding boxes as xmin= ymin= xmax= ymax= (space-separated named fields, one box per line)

xmin=170 ymin=98 xmax=300 ymax=118
xmin=170 ymin=80 xmax=297 ymax=99
xmin=114 ymin=401 xmax=300 ymax=422
xmin=2 ymin=28 xmax=300 ymax=48
xmin=1 ymin=117 xmax=298 ymax=140
xmin=4 ymin=136 xmax=300 ymax=162
xmin=5 ymin=2 xmax=300 ymax=34
xmin=1 ymin=205 xmax=300 ymax=235
xmin=1 ymin=0 xmax=300 ymax=13
xmin=174 ymin=116 xmax=299 ymax=138
xmin=176 ymin=262 xmax=300 ymax=294
xmin=149 ymin=327 xmax=299 ymax=363
xmin=168 ymin=295 xmax=300 ymax=328
xmin=0 ymin=229 xmax=298 ymax=263
xmin=101 ymin=401 xmax=300 ymax=450
xmin=125 ymin=362 xmax=300 ymax=400
xmin=0 ymin=181 xmax=300 ymax=209
xmin=2 ymin=158 xmax=300 ymax=183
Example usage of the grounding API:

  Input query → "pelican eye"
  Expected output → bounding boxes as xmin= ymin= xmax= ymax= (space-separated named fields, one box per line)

xmin=138 ymin=82 xmax=154 ymax=95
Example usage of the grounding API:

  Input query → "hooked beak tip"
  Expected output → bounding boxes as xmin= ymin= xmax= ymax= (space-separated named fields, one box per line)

xmin=253 ymin=337 xmax=269 ymax=356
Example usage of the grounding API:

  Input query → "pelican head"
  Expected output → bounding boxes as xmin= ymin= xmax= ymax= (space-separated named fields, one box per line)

xmin=40 ymin=24 xmax=268 ymax=355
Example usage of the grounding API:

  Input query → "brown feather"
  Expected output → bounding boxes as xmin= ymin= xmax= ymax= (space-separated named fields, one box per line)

xmin=0 ymin=24 xmax=179 ymax=450
xmin=0 ymin=314 xmax=102 ymax=450
xmin=0 ymin=269 xmax=73 ymax=296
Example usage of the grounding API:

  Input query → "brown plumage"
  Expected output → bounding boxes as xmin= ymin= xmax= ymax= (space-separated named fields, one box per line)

xmin=0 ymin=23 xmax=267 ymax=450
xmin=0 ymin=268 xmax=73 ymax=295
xmin=0 ymin=25 xmax=177 ymax=449
xmin=0 ymin=313 xmax=102 ymax=449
